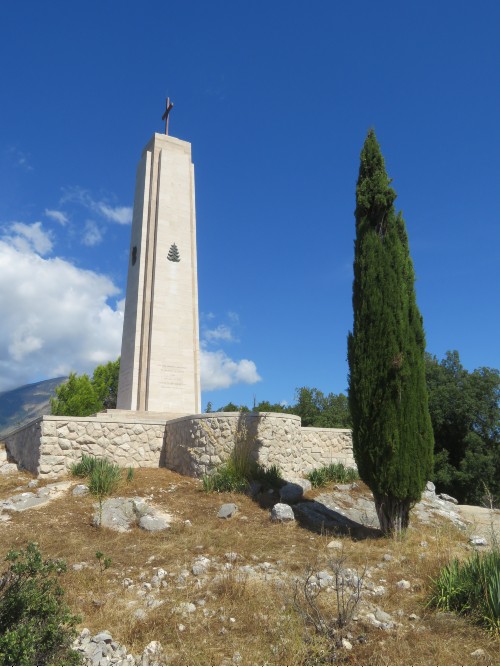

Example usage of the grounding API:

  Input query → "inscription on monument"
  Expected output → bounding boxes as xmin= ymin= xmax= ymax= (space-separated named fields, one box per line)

xmin=158 ymin=363 xmax=184 ymax=388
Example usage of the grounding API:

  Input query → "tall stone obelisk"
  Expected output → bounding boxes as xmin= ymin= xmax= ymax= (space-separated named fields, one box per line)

xmin=117 ymin=129 xmax=201 ymax=414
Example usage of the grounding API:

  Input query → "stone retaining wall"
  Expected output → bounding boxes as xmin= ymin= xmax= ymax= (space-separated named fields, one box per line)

xmin=4 ymin=415 xmax=166 ymax=477
xmin=301 ymin=427 xmax=355 ymax=469
xmin=3 ymin=412 xmax=354 ymax=480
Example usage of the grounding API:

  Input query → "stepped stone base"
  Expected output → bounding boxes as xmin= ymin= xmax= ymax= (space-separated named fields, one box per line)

xmin=2 ymin=412 xmax=354 ymax=480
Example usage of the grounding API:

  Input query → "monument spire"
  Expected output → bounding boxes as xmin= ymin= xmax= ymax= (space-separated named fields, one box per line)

xmin=162 ymin=97 xmax=174 ymax=135
xmin=117 ymin=112 xmax=201 ymax=414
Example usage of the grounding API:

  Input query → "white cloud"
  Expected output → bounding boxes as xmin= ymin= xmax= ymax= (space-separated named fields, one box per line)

xmin=8 ymin=147 xmax=33 ymax=171
xmin=200 ymin=349 xmax=261 ymax=390
xmin=203 ymin=324 xmax=236 ymax=343
xmin=3 ymin=222 xmax=53 ymax=255
xmin=96 ymin=203 xmax=132 ymax=225
xmin=61 ymin=187 xmax=132 ymax=224
xmin=45 ymin=209 xmax=68 ymax=225
xmin=0 ymin=239 xmax=123 ymax=392
xmin=82 ymin=220 xmax=103 ymax=246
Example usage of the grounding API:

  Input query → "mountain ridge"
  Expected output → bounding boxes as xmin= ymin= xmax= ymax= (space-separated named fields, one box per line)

xmin=0 ymin=377 xmax=67 ymax=437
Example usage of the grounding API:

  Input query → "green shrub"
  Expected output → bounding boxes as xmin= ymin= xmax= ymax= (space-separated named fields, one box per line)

xmin=306 ymin=463 xmax=359 ymax=488
xmin=429 ymin=549 xmax=500 ymax=633
xmin=88 ymin=458 xmax=122 ymax=498
xmin=202 ymin=461 xmax=248 ymax=493
xmin=0 ymin=543 xmax=81 ymax=665
xmin=253 ymin=463 xmax=284 ymax=488
xmin=70 ymin=453 xmax=99 ymax=478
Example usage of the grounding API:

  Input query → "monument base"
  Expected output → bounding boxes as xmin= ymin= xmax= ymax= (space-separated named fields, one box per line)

xmin=3 ymin=412 xmax=354 ymax=481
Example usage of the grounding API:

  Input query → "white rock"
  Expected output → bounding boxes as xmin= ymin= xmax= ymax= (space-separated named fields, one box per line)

xmin=270 ymin=503 xmax=295 ymax=522
xmin=327 ymin=539 xmax=343 ymax=550
xmin=396 ymin=579 xmax=411 ymax=590
xmin=469 ymin=535 xmax=487 ymax=546
xmin=341 ymin=638 xmax=353 ymax=650
xmin=470 ymin=648 xmax=486 ymax=658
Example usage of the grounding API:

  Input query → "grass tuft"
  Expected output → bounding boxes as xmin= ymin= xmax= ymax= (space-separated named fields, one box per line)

xmin=429 ymin=548 xmax=500 ymax=633
xmin=306 ymin=463 xmax=359 ymax=488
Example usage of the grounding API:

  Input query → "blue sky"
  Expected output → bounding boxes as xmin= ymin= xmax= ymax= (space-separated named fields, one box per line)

xmin=0 ymin=1 xmax=498 ymax=409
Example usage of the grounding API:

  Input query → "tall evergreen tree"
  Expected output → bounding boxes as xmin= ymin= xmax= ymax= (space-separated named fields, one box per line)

xmin=348 ymin=130 xmax=433 ymax=535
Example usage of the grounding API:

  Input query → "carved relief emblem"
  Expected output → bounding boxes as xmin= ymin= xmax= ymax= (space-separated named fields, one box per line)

xmin=167 ymin=243 xmax=180 ymax=262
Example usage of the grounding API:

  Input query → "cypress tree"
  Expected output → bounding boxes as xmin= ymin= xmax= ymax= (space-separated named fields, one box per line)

xmin=347 ymin=129 xmax=433 ymax=536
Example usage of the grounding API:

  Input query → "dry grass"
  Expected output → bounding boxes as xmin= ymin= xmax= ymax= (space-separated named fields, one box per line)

xmin=0 ymin=467 xmax=499 ymax=665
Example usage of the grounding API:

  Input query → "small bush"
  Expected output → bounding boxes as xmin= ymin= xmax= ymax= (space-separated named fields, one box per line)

xmin=306 ymin=463 xmax=359 ymax=488
xmin=70 ymin=453 xmax=99 ymax=478
xmin=429 ymin=549 xmax=500 ymax=633
xmin=253 ymin=463 xmax=284 ymax=488
xmin=88 ymin=458 xmax=122 ymax=498
xmin=202 ymin=461 xmax=247 ymax=493
xmin=0 ymin=543 xmax=81 ymax=665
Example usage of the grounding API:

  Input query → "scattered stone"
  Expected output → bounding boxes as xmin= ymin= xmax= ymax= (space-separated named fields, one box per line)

xmin=134 ymin=608 xmax=147 ymax=621
xmin=72 ymin=562 xmax=88 ymax=571
xmin=93 ymin=631 xmax=113 ymax=643
xmin=341 ymin=638 xmax=353 ymax=650
xmin=27 ymin=479 xmax=39 ymax=488
xmin=409 ymin=613 xmax=420 ymax=621
xmin=396 ymin=579 xmax=411 ymax=590
xmin=175 ymin=602 xmax=196 ymax=614
xmin=73 ymin=484 xmax=89 ymax=496
xmin=469 ymin=535 xmax=488 ymax=546
xmin=217 ymin=503 xmax=238 ymax=519
xmin=438 ymin=492 xmax=458 ymax=504
xmin=184 ymin=519 xmax=192 ymax=527
xmin=271 ymin=503 xmax=295 ymax=522
xmin=0 ymin=463 xmax=18 ymax=475
xmin=470 ymin=648 xmax=486 ymax=658
xmin=233 ymin=651 xmax=243 ymax=663
xmin=280 ymin=478 xmax=312 ymax=503
xmin=425 ymin=481 xmax=436 ymax=493
xmin=92 ymin=497 xmax=172 ymax=532
xmin=382 ymin=553 xmax=393 ymax=562
xmin=141 ymin=640 xmax=163 ymax=666
xmin=178 ymin=623 xmax=185 ymax=632
xmin=139 ymin=515 xmax=170 ymax=531
xmin=326 ymin=539 xmax=343 ymax=550
xmin=420 ymin=541 xmax=428 ymax=548
xmin=225 ymin=551 xmax=239 ymax=562
xmin=192 ymin=556 xmax=211 ymax=575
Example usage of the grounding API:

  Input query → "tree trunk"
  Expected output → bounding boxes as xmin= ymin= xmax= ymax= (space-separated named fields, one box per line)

xmin=373 ymin=493 xmax=411 ymax=537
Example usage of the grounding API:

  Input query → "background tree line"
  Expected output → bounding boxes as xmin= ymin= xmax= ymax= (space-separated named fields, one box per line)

xmin=51 ymin=351 xmax=499 ymax=506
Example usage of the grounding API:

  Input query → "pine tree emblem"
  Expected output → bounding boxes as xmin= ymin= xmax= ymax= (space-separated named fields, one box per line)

xmin=167 ymin=243 xmax=180 ymax=262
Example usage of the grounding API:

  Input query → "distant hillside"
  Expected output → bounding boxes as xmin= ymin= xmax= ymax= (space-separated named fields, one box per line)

xmin=0 ymin=377 xmax=67 ymax=437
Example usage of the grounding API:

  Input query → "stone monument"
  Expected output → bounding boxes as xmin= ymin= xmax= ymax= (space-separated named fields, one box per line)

xmin=117 ymin=102 xmax=201 ymax=413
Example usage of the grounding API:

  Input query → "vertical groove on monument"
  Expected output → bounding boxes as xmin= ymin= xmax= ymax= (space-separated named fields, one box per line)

xmin=117 ymin=134 xmax=201 ymax=414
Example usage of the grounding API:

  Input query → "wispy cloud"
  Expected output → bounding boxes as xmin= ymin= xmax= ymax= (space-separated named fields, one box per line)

xmin=203 ymin=324 xmax=237 ymax=343
xmin=44 ymin=209 xmax=68 ymax=225
xmin=7 ymin=147 xmax=33 ymax=171
xmin=82 ymin=220 xmax=103 ymax=246
xmin=61 ymin=186 xmax=132 ymax=225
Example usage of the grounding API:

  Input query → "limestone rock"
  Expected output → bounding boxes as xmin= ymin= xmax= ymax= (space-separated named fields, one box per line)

xmin=469 ymin=535 xmax=487 ymax=546
xmin=396 ymin=579 xmax=411 ymax=590
xmin=327 ymin=539 xmax=343 ymax=550
xmin=280 ymin=478 xmax=312 ymax=503
xmin=271 ymin=503 xmax=295 ymax=522
xmin=73 ymin=483 xmax=89 ymax=496
xmin=92 ymin=497 xmax=172 ymax=532
xmin=139 ymin=515 xmax=170 ymax=531
xmin=217 ymin=503 xmax=238 ymax=519
xmin=438 ymin=492 xmax=458 ymax=504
